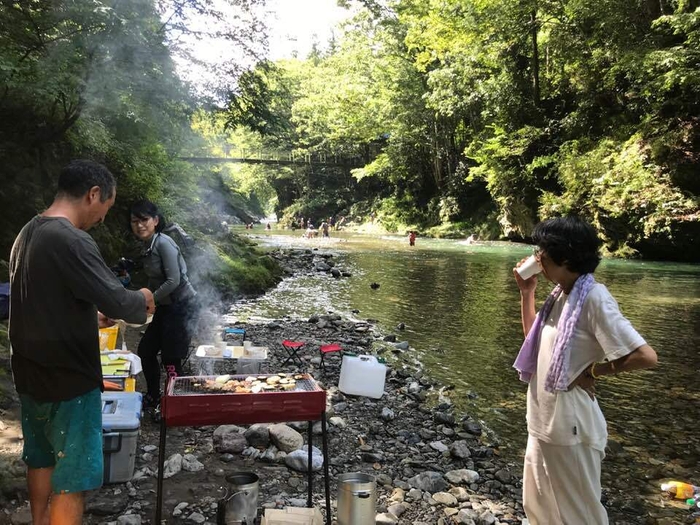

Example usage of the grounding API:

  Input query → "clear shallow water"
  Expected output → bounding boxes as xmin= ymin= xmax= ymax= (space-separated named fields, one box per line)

xmin=235 ymin=228 xmax=700 ymax=511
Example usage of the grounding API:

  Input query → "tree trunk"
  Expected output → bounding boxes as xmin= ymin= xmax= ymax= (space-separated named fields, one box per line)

xmin=530 ymin=10 xmax=540 ymax=106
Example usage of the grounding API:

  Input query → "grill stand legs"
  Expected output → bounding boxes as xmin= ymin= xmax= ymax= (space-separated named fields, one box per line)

xmin=321 ymin=412 xmax=331 ymax=525
xmin=307 ymin=412 xmax=332 ymax=525
xmin=155 ymin=416 xmax=167 ymax=524
xmin=153 ymin=413 xmax=331 ymax=525
xmin=307 ymin=421 xmax=313 ymax=508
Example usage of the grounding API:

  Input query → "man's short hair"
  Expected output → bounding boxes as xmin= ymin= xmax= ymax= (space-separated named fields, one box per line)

xmin=531 ymin=215 xmax=602 ymax=274
xmin=57 ymin=160 xmax=116 ymax=203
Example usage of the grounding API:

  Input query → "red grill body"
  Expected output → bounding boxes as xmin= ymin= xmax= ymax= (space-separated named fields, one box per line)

xmin=162 ymin=374 xmax=326 ymax=427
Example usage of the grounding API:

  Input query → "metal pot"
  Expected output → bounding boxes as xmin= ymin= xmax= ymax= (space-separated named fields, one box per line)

xmin=337 ymin=472 xmax=376 ymax=525
xmin=216 ymin=472 xmax=259 ymax=525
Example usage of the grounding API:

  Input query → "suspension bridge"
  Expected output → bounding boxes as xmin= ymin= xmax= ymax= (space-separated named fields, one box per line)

xmin=179 ymin=149 xmax=366 ymax=168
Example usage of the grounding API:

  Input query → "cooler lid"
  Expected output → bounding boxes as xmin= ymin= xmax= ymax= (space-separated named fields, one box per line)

xmin=101 ymin=392 xmax=142 ymax=432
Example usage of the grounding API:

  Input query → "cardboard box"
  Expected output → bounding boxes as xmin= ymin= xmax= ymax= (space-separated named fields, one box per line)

xmin=261 ymin=507 xmax=323 ymax=525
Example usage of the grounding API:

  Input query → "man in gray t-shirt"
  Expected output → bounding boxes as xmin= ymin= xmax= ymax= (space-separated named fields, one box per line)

xmin=9 ymin=160 xmax=155 ymax=524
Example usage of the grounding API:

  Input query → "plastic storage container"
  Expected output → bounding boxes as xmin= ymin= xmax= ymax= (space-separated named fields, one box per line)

xmin=102 ymin=392 xmax=142 ymax=484
xmin=338 ymin=355 xmax=386 ymax=399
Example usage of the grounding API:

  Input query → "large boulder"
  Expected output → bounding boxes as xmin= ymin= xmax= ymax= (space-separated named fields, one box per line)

xmin=213 ymin=425 xmax=247 ymax=454
xmin=269 ymin=424 xmax=304 ymax=453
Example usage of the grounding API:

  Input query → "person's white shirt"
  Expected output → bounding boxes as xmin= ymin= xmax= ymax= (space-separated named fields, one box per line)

xmin=526 ymin=283 xmax=646 ymax=451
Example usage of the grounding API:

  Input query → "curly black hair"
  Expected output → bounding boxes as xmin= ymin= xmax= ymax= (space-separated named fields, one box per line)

xmin=531 ymin=216 xmax=602 ymax=274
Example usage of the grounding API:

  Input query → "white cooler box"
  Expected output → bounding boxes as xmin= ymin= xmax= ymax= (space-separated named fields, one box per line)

xmin=102 ymin=392 xmax=142 ymax=484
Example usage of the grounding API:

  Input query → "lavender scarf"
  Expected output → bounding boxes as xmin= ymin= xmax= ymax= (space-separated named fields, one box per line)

xmin=513 ymin=273 xmax=596 ymax=392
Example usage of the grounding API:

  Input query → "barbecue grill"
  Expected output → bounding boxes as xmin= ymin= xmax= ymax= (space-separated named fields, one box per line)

xmin=155 ymin=374 xmax=331 ymax=524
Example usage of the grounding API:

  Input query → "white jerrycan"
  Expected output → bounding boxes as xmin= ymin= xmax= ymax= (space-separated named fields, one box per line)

xmin=338 ymin=354 xmax=386 ymax=399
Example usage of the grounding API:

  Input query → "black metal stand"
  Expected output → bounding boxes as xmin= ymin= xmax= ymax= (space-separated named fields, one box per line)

xmin=155 ymin=415 xmax=167 ymax=524
xmin=154 ymin=411 xmax=332 ymax=525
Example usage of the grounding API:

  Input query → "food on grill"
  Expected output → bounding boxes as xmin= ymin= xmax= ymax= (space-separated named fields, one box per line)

xmin=188 ymin=374 xmax=302 ymax=394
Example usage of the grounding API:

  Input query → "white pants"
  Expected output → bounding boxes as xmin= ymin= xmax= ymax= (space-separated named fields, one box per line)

xmin=523 ymin=435 xmax=608 ymax=525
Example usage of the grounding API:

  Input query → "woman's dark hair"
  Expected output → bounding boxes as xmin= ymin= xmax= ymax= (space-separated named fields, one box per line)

xmin=58 ymin=159 xmax=115 ymax=202
xmin=531 ymin=216 xmax=602 ymax=274
xmin=130 ymin=200 xmax=166 ymax=233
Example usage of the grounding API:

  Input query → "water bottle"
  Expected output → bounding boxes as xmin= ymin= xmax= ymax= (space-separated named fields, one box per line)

xmin=661 ymin=481 xmax=700 ymax=500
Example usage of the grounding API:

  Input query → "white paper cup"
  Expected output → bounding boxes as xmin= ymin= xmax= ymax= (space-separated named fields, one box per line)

xmin=243 ymin=340 xmax=253 ymax=350
xmin=516 ymin=255 xmax=542 ymax=280
xmin=215 ymin=340 xmax=226 ymax=352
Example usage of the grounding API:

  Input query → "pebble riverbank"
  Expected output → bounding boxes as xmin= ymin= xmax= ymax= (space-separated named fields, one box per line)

xmin=0 ymin=247 xmax=695 ymax=524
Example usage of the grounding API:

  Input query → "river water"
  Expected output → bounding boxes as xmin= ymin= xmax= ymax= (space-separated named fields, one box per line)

xmin=236 ymin=228 xmax=700 ymax=519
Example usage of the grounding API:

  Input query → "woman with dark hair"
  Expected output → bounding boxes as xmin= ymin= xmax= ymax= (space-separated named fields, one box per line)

xmin=130 ymin=200 xmax=197 ymax=414
xmin=513 ymin=216 xmax=657 ymax=524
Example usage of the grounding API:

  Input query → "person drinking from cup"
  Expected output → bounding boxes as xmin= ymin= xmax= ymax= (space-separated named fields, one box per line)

xmin=513 ymin=216 xmax=657 ymax=524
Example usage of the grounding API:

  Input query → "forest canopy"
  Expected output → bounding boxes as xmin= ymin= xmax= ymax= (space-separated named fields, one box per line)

xmin=1 ymin=0 xmax=699 ymax=262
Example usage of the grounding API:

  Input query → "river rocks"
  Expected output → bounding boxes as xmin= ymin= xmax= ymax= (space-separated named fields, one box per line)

xmin=9 ymin=507 xmax=32 ymax=525
xmin=375 ymin=513 xmax=398 ymax=524
xmin=244 ymin=424 xmax=271 ymax=448
xmin=187 ymin=512 xmax=206 ymax=524
xmin=182 ymin=454 xmax=204 ymax=472
xmin=433 ymin=412 xmax=455 ymax=426
xmin=269 ymin=424 xmax=303 ymax=453
xmin=450 ymin=440 xmax=472 ymax=459
xmin=449 ymin=486 xmax=470 ymax=502
xmin=380 ymin=407 xmax=395 ymax=421
xmin=116 ymin=515 xmax=142 ymax=525
xmin=494 ymin=468 xmax=512 ymax=484
xmin=429 ymin=441 xmax=449 ymax=453
xmin=461 ymin=420 xmax=483 ymax=436
xmin=455 ymin=509 xmax=479 ymax=524
xmin=407 ymin=471 xmax=449 ymax=493
xmin=284 ymin=445 xmax=324 ymax=472
xmin=163 ymin=453 xmax=182 ymax=479
xmin=387 ymin=502 xmax=409 ymax=517
xmin=213 ymin=425 xmax=247 ymax=453
xmin=85 ymin=491 xmax=129 ymax=515
xmin=445 ymin=469 xmax=480 ymax=485
xmin=432 ymin=492 xmax=458 ymax=506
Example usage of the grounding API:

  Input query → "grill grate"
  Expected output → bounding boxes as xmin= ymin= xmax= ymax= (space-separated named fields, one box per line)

xmin=170 ymin=374 xmax=320 ymax=396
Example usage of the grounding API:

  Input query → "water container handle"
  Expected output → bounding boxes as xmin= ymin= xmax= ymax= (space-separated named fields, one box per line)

xmin=359 ymin=355 xmax=377 ymax=364
xmin=353 ymin=490 xmax=372 ymax=498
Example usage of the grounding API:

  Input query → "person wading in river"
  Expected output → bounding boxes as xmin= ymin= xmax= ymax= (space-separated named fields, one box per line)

xmin=513 ymin=216 xmax=657 ymax=525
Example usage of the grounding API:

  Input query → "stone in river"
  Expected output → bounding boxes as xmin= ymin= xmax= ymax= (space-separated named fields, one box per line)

xmin=116 ymin=516 xmax=142 ymax=525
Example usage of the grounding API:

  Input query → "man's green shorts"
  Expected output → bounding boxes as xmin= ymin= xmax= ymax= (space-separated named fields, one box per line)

xmin=20 ymin=388 xmax=103 ymax=494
